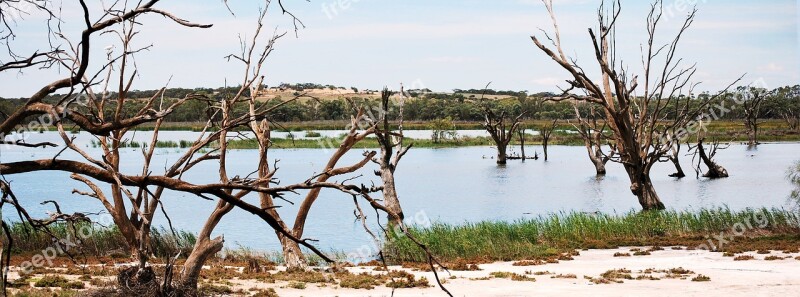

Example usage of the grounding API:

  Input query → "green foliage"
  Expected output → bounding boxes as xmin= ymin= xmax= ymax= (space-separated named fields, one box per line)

xmin=33 ymin=275 xmax=84 ymax=289
xmin=429 ymin=117 xmax=458 ymax=143
xmin=3 ymin=84 xmax=799 ymax=126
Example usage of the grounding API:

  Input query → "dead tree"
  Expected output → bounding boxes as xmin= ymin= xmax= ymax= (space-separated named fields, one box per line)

xmin=667 ymin=135 xmax=687 ymax=178
xmin=773 ymin=85 xmax=800 ymax=131
xmin=782 ymin=108 xmax=800 ymax=131
xmin=372 ymin=88 xmax=410 ymax=225
xmin=532 ymin=0 xmax=740 ymax=210
xmin=739 ymin=86 xmax=767 ymax=147
xmin=572 ymin=105 xmax=614 ymax=175
xmin=518 ymin=126 xmax=527 ymax=160
xmin=0 ymin=1 xmax=376 ymax=293
xmin=540 ymin=119 xmax=558 ymax=161
xmin=0 ymin=2 xmax=212 ymax=287
xmin=483 ymin=109 xmax=525 ymax=164
xmin=689 ymin=138 xmax=729 ymax=178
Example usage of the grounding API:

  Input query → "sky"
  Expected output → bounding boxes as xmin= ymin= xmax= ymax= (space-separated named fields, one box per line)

xmin=0 ymin=0 xmax=798 ymax=98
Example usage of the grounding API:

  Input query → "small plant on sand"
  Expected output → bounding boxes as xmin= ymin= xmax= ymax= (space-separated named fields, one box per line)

xmin=199 ymin=283 xmax=234 ymax=295
xmin=512 ymin=260 xmax=545 ymax=266
xmin=252 ymin=288 xmax=280 ymax=297
xmin=511 ymin=274 xmax=536 ymax=282
xmin=633 ymin=250 xmax=651 ymax=256
xmin=613 ymin=252 xmax=631 ymax=257
xmin=447 ymin=258 xmax=482 ymax=271
xmin=490 ymin=271 xmax=536 ymax=282
xmin=600 ymin=269 xmax=633 ymax=281
xmin=668 ymin=268 xmax=694 ymax=275
xmin=635 ymin=274 xmax=661 ymax=280
xmin=764 ymin=255 xmax=784 ymax=261
xmin=287 ymin=282 xmax=307 ymax=289
xmin=33 ymin=275 xmax=71 ymax=288
xmin=584 ymin=275 xmax=617 ymax=284
xmin=692 ymin=275 xmax=711 ymax=282
xmin=385 ymin=271 xmax=430 ymax=288
xmin=337 ymin=272 xmax=381 ymax=289
xmin=489 ymin=271 xmax=513 ymax=278
xmin=552 ymin=274 xmax=577 ymax=279
xmin=734 ymin=255 xmax=755 ymax=261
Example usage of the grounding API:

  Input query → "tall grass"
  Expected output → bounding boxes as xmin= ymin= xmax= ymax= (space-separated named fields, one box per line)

xmin=5 ymin=222 xmax=195 ymax=258
xmin=384 ymin=208 xmax=800 ymax=263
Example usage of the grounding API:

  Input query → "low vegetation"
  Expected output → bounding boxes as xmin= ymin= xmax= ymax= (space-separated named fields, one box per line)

xmin=384 ymin=208 xmax=800 ymax=263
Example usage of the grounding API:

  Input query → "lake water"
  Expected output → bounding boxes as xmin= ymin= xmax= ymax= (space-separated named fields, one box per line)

xmin=1 ymin=131 xmax=799 ymax=257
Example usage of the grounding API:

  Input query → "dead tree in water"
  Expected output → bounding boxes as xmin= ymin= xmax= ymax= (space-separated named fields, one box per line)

xmin=689 ymin=138 xmax=730 ymax=178
xmin=372 ymin=88 xmax=410 ymax=225
xmin=532 ymin=0 xmax=741 ymax=210
xmin=483 ymin=109 xmax=526 ymax=164
xmin=572 ymin=105 xmax=614 ymax=175
xmin=667 ymin=136 xmax=687 ymax=178
xmin=738 ymin=86 xmax=767 ymax=147
xmin=540 ymin=119 xmax=558 ymax=161
xmin=520 ymin=129 xmax=527 ymax=159
xmin=0 ymin=1 xmax=453 ymax=295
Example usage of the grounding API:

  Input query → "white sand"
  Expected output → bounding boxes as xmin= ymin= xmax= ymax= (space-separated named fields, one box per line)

xmin=254 ymin=247 xmax=800 ymax=297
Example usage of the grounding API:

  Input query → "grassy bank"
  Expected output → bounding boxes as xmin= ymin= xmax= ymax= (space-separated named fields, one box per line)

xmin=383 ymin=208 xmax=800 ymax=263
xmin=6 ymin=208 xmax=800 ymax=266
xmin=4 ymin=222 xmax=195 ymax=262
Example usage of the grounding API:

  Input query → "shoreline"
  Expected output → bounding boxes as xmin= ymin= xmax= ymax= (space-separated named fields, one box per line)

xmin=7 ymin=246 xmax=800 ymax=296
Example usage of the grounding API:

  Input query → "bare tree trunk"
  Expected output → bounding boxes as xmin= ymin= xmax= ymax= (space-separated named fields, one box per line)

xmin=746 ymin=121 xmax=759 ymax=147
xmin=278 ymin=234 xmax=306 ymax=271
xmin=591 ymin=153 xmax=608 ymax=175
xmin=627 ymin=168 xmax=665 ymax=211
xmin=542 ymin=139 xmax=550 ymax=161
xmin=381 ymin=169 xmax=405 ymax=223
xmin=697 ymin=139 xmax=729 ymax=178
xmin=180 ymin=196 xmax=235 ymax=289
xmin=518 ymin=129 xmax=526 ymax=160
xmin=669 ymin=157 xmax=686 ymax=178
xmin=374 ymin=88 xmax=409 ymax=225
xmin=668 ymin=141 xmax=686 ymax=178
xmin=181 ymin=235 xmax=224 ymax=289
xmin=496 ymin=143 xmax=508 ymax=164
xmin=541 ymin=119 xmax=557 ymax=162
xmin=573 ymin=105 xmax=611 ymax=175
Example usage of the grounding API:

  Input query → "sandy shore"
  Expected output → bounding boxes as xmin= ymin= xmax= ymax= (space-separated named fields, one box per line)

xmin=254 ymin=247 xmax=800 ymax=297
xmin=8 ymin=246 xmax=799 ymax=296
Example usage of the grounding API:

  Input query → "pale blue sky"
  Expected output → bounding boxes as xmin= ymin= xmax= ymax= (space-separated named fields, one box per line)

xmin=0 ymin=0 xmax=797 ymax=97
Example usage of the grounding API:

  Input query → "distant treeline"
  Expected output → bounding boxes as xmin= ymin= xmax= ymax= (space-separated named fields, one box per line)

xmin=1 ymin=85 xmax=798 ymax=124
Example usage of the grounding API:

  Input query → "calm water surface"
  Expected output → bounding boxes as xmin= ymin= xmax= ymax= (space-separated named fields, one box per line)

xmin=1 ymin=131 xmax=798 ymax=255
